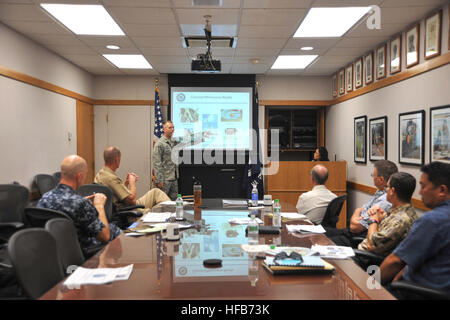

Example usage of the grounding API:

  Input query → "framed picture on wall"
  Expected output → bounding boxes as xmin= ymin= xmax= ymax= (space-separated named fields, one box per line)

xmin=406 ymin=24 xmax=419 ymax=68
xmin=354 ymin=58 xmax=363 ymax=89
xmin=364 ymin=51 xmax=373 ymax=85
xmin=390 ymin=35 xmax=401 ymax=74
xmin=354 ymin=116 xmax=367 ymax=163
xmin=369 ymin=116 xmax=387 ymax=161
xmin=399 ymin=110 xmax=425 ymax=166
xmin=430 ymin=105 xmax=450 ymax=163
xmin=424 ymin=10 xmax=442 ymax=60
xmin=338 ymin=68 xmax=345 ymax=95
xmin=376 ymin=44 xmax=386 ymax=80
xmin=332 ymin=73 xmax=337 ymax=97
xmin=346 ymin=64 xmax=353 ymax=92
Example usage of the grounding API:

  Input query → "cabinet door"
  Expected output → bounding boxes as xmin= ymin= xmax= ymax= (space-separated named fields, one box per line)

xmin=268 ymin=110 xmax=291 ymax=151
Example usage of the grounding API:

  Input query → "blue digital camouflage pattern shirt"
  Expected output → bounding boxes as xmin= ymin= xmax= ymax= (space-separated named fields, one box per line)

xmin=37 ymin=184 xmax=122 ymax=256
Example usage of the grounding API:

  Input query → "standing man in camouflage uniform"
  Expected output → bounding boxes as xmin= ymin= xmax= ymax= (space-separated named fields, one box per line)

xmin=153 ymin=120 xmax=179 ymax=200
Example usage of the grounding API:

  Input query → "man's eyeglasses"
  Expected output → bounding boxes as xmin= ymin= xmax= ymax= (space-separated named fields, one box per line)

xmin=273 ymin=251 xmax=303 ymax=266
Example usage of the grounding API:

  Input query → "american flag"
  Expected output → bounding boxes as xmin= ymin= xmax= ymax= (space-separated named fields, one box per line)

xmin=154 ymin=85 xmax=164 ymax=139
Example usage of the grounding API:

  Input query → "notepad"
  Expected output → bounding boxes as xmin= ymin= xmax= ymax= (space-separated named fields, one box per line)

xmin=263 ymin=256 xmax=335 ymax=275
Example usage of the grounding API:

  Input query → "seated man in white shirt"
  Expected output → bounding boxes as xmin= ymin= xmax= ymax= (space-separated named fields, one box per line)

xmin=296 ymin=164 xmax=337 ymax=225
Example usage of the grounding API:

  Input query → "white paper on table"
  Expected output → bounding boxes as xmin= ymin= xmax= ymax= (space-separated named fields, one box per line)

xmin=241 ymin=244 xmax=271 ymax=253
xmin=64 ymin=264 xmax=134 ymax=287
xmin=223 ymin=199 xmax=248 ymax=206
xmin=141 ymin=212 xmax=174 ymax=223
xmin=310 ymin=245 xmax=355 ymax=259
xmin=159 ymin=200 xmax=191 ymax=206
xmin=149 ymin=222 xmax=192 ymax=230
xmin=228 ymin=217 xmax=263 ymax=225
xmin=286 ymin=224 xmax=326 ymax=234
xmin=125 ymin=232 xmax=145 ymax=237
xmin=281 ymin=212 xmax=308 ymax=219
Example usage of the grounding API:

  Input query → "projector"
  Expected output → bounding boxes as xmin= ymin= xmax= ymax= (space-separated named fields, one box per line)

xmin=191 ymin=58 xmax=221 ymax=72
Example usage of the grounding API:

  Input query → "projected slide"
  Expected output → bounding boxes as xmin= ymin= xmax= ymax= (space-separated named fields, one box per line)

xmin=171 ymin=87 xmax=252 ymax=150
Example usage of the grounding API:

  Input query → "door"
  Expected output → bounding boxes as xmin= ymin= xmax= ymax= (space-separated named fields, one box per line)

xmin=77 ymin=100 xmax=95 ymax=183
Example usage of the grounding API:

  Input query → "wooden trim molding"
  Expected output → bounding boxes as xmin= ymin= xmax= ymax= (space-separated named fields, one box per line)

xmin=347 ymin=181 xmax=429 ymax=211
xmin=0 ymin=64 xmax=94 ymax=104
xmin=94 ymin=99 xmax=170 ymax=106
xmin=260 ymin=100 xmax=332 ymax=106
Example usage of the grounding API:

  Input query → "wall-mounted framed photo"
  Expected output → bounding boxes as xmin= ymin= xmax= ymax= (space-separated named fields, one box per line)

xmin=390 ymin=35 xmax=401 ymax=74
xmin=399 ymin=110 xmax=425 ymax=166
xmin=406 ymin=24 xmax=419 ymax=68
xmin=424 ymin=10 xmax=442 ymax=60
xmin=369 ymin=116 xmax=387 ymax=161
xmin=430 ymin=104 xmax=450 ymax=164
xmin=354 ymin=115 xmax=367 ymax=163
xmin=376 ymin=44 xmax=386 ymax=80
xmin=338 ymin=68 xmax=345 ymax=95
xmin=332 ymin=73 xmax=337 ymax=97
xmin=354 ymin=58 xmax=363 ymax=89
xmin=346 ymin=64 xmax=353 ymax=92
xmin=364 ymin=51 xmax=373 ymax=85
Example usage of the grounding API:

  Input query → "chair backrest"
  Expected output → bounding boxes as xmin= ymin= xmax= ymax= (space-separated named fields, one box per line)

xmin=45 ymin=218 xmax=84 ymax=275
xmin=8 ymin=228 xmax=64 ymax=299
xmin=34 ymin=174 xmax=56 ymax=197
xmin=77 ymin=184 xmax=113 ymax=220
xmin=0 ymin=184 xmax=29 ymax=223
xmin=24 ymin=207 xmax=72 ymax=228
xmin=321 ymin=195 xmax=347 ymax=228
xmin=53 ymin=172 xmax=61 ymax=184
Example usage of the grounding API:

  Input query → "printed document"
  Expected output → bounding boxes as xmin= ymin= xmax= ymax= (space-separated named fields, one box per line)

xmin=64 ymin=264 xmax=133 ymax=288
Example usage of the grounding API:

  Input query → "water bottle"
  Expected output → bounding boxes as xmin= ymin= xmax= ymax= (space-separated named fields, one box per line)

xmin=273 ymin=199 xmax=281 ymax=228
xmin=248 ymin=257 xmax=259 ymax=287
xmin=247 ymin=214 xmax=259 ymax=245
xmin=175 ymin=194 xmax=184 ymax=220
xmin=251 ymin=184 xmax=258 ymax=207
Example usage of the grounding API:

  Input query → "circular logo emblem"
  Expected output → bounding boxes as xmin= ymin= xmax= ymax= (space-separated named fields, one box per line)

xmin=178 ymin=266 xmax=187 ymax=275
xmin=176 ymin=93 xmax=186 ymax=102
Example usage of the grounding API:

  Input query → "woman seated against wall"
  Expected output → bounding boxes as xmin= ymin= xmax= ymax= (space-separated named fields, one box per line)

xmin=313 ymin=146 xmax=329 ymax=161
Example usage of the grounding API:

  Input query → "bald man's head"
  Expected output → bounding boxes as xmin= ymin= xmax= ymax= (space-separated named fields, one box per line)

xmin=61 ymin=155 xmax=87 ymax=181
xmin=104 ymin=146 xmax=121 ymax=165
xmin=311 ymin=164 xmax=329 ymax=185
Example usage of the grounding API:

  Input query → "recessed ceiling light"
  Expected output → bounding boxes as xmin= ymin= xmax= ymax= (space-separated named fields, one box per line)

xmin=106 ymin=45 xmax=120 ymax=50
xmin=40 ymin=4 xmax=125 ymax=36
xmin=249 ymin=58 xmax=260 ymax=64
xmin=294 ymin=7 xmax=371 ymax=38
xmin=271 ymin=55 xmax=318 ymax=69
xmin=103 ymin=54 xmax=153 ymax=69
xmin=300 ymin=46 xmax=314 ymax=51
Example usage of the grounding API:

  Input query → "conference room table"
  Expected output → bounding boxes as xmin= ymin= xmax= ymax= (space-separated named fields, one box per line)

xmin=40 ymin=199 xmax=395 ymax=300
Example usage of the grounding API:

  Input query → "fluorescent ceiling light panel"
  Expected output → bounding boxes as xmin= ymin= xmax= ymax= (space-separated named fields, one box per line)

xmin=271 ymin=55 xmax=318 ymax=69
xmin=294 ymin=7 xmax=371 ymax=38
xmin=103 ymin=54 xmax=152 ymax=69
xmin=41 ymin=4 xmax=124 ymax=35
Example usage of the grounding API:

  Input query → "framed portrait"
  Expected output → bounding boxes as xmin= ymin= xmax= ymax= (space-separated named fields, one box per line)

xmin=354 ymin=58 xmax=363 ymax=89
xmin=354 ymin=116 xmax=367 ymax=163
xmin=430 ymin=105 xmax=450 ymax=163
xmin=332 ymin=73 xmax=337 ymax=97
xmin=338 ymin=68 xmax=345 ymax=95
xmin=364 ymin=51 xmax=373 ymax=85
xmin=399 ymin=110 xmax=425 ymax=166
xmin=369 ymin=116 xmax=387 ymax=161
xmin=376 ymin=44 xmax=386 ymax=80
xmin=424 ymin=10 xmax=442 ymax=60
xmin=406 ymin=24 xmax=419 ymax=68
xmin=346 ymin=64 xmax=353 ymax=92
xmin=390 ymin=35 xmax=401 ymax=74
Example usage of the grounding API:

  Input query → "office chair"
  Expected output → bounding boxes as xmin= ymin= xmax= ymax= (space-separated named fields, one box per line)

xmin=34 ymin=174 xmax=56 ymax=197
xmin=77 ymin=184 xmax=143 ymax=229
xmin=8 ymin=228 xmax=64 ymax=299
xmin=352 ymin=249 xmax=385 ymax=270
xmin=321 ymin=195 xmax=347 ymax=228
xmin=53 ymin=171 xmax=61 ymax=184
xmin=23 ymin=207 xmax=72 ymax=228
xmin=389 ymin=280 xmax=450 ymax=300
xmin=45 ymin=218 xmax=85 ymax=276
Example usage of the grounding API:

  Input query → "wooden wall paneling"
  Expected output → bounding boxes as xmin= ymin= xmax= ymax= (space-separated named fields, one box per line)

xmin=76 ymin=100 xmax=95 ymax=183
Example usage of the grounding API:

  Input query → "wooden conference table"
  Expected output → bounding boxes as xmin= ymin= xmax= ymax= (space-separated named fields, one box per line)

xmin=40 ymin=199 xmax=395 ymax=300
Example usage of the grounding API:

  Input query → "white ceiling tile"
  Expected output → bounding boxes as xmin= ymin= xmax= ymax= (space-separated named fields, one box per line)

xmin=381 ymin=0 xmax=449 ymax=7
xmin=83 ymin=67 xmax=125 ymax=75
xmin=173 ymin=0 xmax=241 ymax=8
xmin=140 ymin=47 xmax=188 ymax=56
xmin=78 ymin=35 xmax=135 ymax=47
xmin=90 ymin=46 xmax=141 ymax=55
xmin=0 ymin=4 xmax=53 ymax=21
xmin=187 ymin=47 xmax=234 ymax=56
xmin=27 ymin=34 xmax=85 ymax=46
xmin=175 ymin=8 xmax=240 ymax=24
xmin=313 ymin=0 xmax=384 ymax=6
xmin=147 ymin=55 xmax=190 ymax=64
xmin=335 ymin=36 xmax=387 ymax=49
xmin=156 ymin=63 xmax=192 ymax=73
xmin=1 ymin=20 xmax=70 ymax=35
xmin=107 ymin=7 xmax=176 ymax=24
xmin=238 ymin=25 xmax=296 ymax=38
xmin=122 ymin=23 xmax=181 ymax=37
xmin=241 ymin=8 xmax=307 ymax=26
xmin=243 ymin=0 xmax=313 ymax=9
xmin=103 ymin=0 xmax=171 ymax=7
xmin=180 ymin=24 xmax=237 ymax=36
xmin=346 ymin=22 xmax=409 ymax=38
xmin=230 ymin=63 xmax=270 ymax=74
xmin=131 ymin=36 xmax=184 ymax=48
xmin=64 ymin=54 xmax=112 ymax=66
xmin=236 ymin=37 xmax=288 ymax=49
xmin=47 ymin=45 xmax=98 ymax=55
xmin=0 ymin=0 xmax=33 ymax=3
xmin=121 ymin=68 xmax=160 ymax=75
xmin=380 ymin=6 xmax=440 ymax=24
xmin=326 ymin=47 xmax=372 ymax=57
xmin=235 ymin=48 xmax=281 ymax=57
xmin=233 ymin=56 xmax=275 ymax=64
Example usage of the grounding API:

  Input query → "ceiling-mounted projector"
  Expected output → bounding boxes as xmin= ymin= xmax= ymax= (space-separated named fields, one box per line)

xmin=191 ymin=15 xmax=221 ymax=73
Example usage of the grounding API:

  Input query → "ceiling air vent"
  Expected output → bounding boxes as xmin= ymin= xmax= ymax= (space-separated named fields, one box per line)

xmin=192 ymin=0 xmax=222 ymax=6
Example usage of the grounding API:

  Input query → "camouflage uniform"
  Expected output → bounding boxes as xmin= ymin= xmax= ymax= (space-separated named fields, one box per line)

xmin=358 ymin=203 xmax=418 ymax=257
xmin=37 ymin=184 xmax=122 ymax=257
xmin=153 ymin=135 xmax=179 ymax=200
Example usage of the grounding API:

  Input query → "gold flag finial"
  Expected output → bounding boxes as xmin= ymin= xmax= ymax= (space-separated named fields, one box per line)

xmin=256 ymin=81 xmax=259 ymax=88
xmin=155 ymin=78 xmax=159 ymax=86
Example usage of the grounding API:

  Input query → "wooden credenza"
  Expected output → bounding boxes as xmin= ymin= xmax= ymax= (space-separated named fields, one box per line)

xmin=266 ymin=161 xmax=347 ymax=228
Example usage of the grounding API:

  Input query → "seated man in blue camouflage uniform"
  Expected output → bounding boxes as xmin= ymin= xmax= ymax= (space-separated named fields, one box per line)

xmin=38 ymin=155 xmax=122 ymax=258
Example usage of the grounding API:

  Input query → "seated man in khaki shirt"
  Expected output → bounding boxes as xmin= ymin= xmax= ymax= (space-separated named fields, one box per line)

xmin=94 ymin=146 xmax=170 ymax=212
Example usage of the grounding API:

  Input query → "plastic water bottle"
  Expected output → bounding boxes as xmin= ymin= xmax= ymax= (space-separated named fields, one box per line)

xmin=175 ymin=194 xmax=184 ymax=220
xmin=273 ymin=199 xmax=281 ymax=228
xmin=248 ymin=214 xmax=259 ymax=245
xmin=251 ymin=184 xmax=258 ymax=207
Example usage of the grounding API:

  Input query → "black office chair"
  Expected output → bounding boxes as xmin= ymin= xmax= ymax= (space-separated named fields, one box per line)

xmin=77 ymin=184 xmax=143 ymax=229
xmin=53 ymin=171 xmax=61 ymax=185
xmin=0 ymin=184 xmax=29 ymax=244
xmin=389 ymin=280 xmax=450 ymax=300
xmin=321 ymin=195 xmax=347 ymax=228
xmin=23 ymin=207 xmax=72 ymax=228
xmin=8 ymin=228 xmax=64 ymax=299
xmin=45 ymin=218 xmax=85 ymax=276
xmin=34 ymin=174 xmax=56 ymax=198
xmin=352 ymin=249 xmax=385 ymax=270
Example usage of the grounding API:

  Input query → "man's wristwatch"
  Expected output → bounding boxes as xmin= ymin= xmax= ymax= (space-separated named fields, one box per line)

xmin=368 ymin=218 xmax=379 ymax=225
